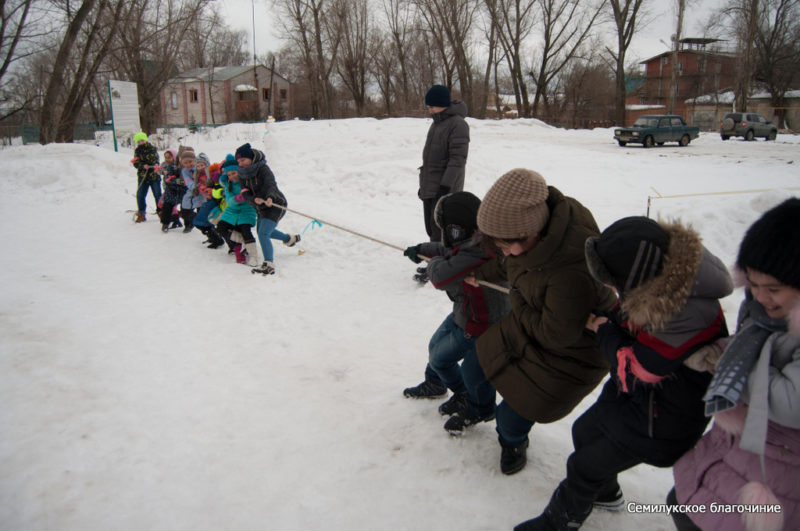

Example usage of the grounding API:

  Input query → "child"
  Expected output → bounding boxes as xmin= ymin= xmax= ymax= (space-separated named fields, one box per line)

xmin=159 ymin=150 xmax=182 ymax=229
xmin=217 ymin=158 xmax=259 ymax=266
xmin=159 ymin=148 xmax=188 ymax=233
xmin=402 ymin=192 xmax=510 ymax=417
xmin=178 ymin=147 xmax=205 ymax=233
xmin=446 ymin=169 xmax=616 ymax=477
xmin=191 ymin=153 xmax=223 ymax=247
xmin=671 ymin=198 xmax=800 ymax=531
xmin=132 ymin=132 xmax=161 ymax=223
xmin=235 ymin=143 xmax=300 ymax=276
xmin=514 ymin=216 xmax=733 ymax=530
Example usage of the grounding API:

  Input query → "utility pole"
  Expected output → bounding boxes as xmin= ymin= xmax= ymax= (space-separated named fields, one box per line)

xmin=669 ymin=0 xmax=686 ymax=115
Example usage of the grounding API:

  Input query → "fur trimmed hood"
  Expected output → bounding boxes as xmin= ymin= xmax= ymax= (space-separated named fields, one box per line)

xmin=622 ymin=221 xmax=732 ymax=330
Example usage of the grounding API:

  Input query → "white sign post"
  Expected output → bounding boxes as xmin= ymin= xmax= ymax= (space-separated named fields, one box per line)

xmin=107 ymin=80 xmax=141 ymax=152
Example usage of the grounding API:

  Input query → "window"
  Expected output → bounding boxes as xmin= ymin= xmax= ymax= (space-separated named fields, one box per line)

xmin=698 ymin=57 xmax=706 ymax=73
xmin=263 ymin=88 xmax=270 ymax=101
xmin=671 ymin=117 xmax=683 ymax=126
xmin=677 ymin=61 xmax=683 ymax=74
xmin=639 ymin=96 xmax=647 ymax=105
xmin=280 ymin=88 xmax=287 ymax=99
xmin=171 ymin=92 xmax=178 ymax=109
xmin=661 ymin=56 xmax=669 ymax=66
xmin=659 ymin=118 xmax=670 ymax=128
xmin=189 ymin=89 xmax=198 ymax=103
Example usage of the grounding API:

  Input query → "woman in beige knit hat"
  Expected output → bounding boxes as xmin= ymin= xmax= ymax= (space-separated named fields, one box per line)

xmin=444 ymin=168 xmax=616 ymax=476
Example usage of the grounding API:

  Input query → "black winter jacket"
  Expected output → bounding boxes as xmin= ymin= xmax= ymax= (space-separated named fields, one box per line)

xmin=239 ymin=149 xmax=287 ymax=222
xmin=419 ymin=101 xmax=469 ymax=200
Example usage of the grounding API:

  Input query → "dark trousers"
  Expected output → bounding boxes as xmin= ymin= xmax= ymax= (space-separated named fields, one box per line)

xmin=159 ymin=201 xmax=177 ymax=225
xmin=217 ymin=220 xmax=255 ymax=244
xmin=558 ymin=404 xmax=642 ymax=517
xmin=667 ymin=488 xmax=702 ymax=530
xmin=423 ymin=197 xmax=442 ymax=242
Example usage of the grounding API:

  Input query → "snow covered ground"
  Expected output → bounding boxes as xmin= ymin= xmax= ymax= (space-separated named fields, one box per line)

xmin=1 ymin=118 xmax=798 ymax=531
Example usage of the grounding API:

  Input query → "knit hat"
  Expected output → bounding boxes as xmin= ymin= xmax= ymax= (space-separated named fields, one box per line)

xmin=180 ymin=146 xmax=196 ymax=161
xmin=585 ymin=217 xmax=670 ymax=293
xmin=221 ymin=154 xmax=239 ymax=174
xmin=235 ymin=143 xmax=255 ymax=161
xmin=477 ymin=169 xmax=550 ymax=239
xmin=164 ymin=149 xmax=176 ymax=162
xmin=196 ymin=152 xmax=210 ymax=166
xmin=425 ymin=85 xmax=451 ymax=107
xmin=134 ymin=132 xmax=148 ymax=143
xmin=736 ymin=197 xmax=800 ymax=290
xmin=434 ymin=191 xmax=481 ymax=246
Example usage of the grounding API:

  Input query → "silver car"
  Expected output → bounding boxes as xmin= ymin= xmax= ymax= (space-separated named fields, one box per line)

xmin=720 ymin=112 xmax=778 ymax=141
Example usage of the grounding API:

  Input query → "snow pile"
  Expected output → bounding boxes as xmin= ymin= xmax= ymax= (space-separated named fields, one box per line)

xmin=0 ymin=119 xmax=798 ymax=530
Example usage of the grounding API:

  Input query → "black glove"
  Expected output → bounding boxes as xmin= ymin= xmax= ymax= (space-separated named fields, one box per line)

xmin=437 ymin=186 xmax=450 ymax=197
xmin=404 ymin=245 xmax=422 ymax=264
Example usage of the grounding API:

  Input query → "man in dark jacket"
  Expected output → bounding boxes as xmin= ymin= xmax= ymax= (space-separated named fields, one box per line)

xmin=415 ymin=85 xmax=470 ymax=283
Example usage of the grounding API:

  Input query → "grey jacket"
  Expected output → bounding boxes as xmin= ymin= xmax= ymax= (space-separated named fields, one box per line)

xmin=418 ymin=101 xmax=469 ymax=200
xmin=418 ymin=238 xmax=509 ymax=336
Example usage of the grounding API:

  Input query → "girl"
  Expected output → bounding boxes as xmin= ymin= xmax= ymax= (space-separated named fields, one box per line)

xmin=178 ymin=147 xmax=205 ymax=233
xmin=671 ymin=198 xmax=800 ymax=531
xmin=217 ymin=157 xmax=259 ymax=266
xmin=191 ymin=153 xmax=223 ymax=247
xmin=159 ymin=148 xmax=188 ymax=232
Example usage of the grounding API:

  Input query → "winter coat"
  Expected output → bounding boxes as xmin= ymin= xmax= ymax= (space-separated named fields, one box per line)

xmin=592 ymin=222 xmax=733 ymax=467
xmin=161 ymin=166 xmax=187 ymax=205
xmin=133 ymin=143 xmax=159 ymax=184
xmin=219 ymin=174 xmax=257 ymax=227
xmin=238 ymin=149 xmax=287 ymax=222
xmin=180 ymin=168 xmax=207 ymax=210
xmin=473 ymin=186 xmax=617 ymax=422
xmin=417 ymin=238 xmax=510 ymax=337
xmin=418 ymin=101 xmax=469 ymax=200
xmin=673 ymin=296 xmax=800 ymax=531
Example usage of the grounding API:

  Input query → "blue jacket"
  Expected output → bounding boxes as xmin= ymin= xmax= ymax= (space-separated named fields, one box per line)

xmin=181 ymin=168 xmax=207 ymax=210
xmin=219 ymin=174 xmax=257 ymax=226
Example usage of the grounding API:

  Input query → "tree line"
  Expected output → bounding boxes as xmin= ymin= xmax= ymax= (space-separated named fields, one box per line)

xmin=0 ymin=0 xmax=798 ymax=143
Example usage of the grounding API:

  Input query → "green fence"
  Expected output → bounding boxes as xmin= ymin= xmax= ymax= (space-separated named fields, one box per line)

xmin=0 ymin=123 xmax=114 ymax=145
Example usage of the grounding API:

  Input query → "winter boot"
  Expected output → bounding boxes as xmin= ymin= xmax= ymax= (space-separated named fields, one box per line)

xmin=233 ymin=244 xmax=246 ymax=264
xmin=161 ymin=223 xmax=170 ymax=233
xmin=438 ymin=390 xmax=467 ymax=416
xmin=284 ymin=234 xmax=301 ymax=247
xmin=206 ymin=228 xmax=225 ymax=249
xmin=244 ymin=242 xmax=259 ymax=266
xmin=403 ymin=379 xmax=447 ymax=399
xmin=443 ymin=411 xmax=496 ymax=435
xmin=251 ymin=261 xmax=276 ymax=275
xmin=135 ymin=212 xmax=146 ymax=223
xmin=413 ymin=265 xmax=429 ymax=283
xmin=501 ymin=440 xmax=529 ymax=475
xmin=514 ymin=483 xmax=592 ymax=531
xmin=181 ymin=210 xmax=195 ymax=233
xmin=593 ymin=487 xmax=625 ymax=512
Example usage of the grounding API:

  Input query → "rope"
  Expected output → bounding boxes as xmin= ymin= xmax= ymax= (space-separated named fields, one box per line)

xmin=647 ymin=186 xmax=800 ymax=217
xmin=272 ymin=203 xmax=510 ymax=294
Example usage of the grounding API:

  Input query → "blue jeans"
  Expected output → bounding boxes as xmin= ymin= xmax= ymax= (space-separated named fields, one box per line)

xmin=426 ymin=314 xmax=472 ymax=393
xmin=193 ymin=200 xmax=215 ymax=228
xmin=137 ymin=179 xmax=162 ymax=213
xmin=256 ymin=218 xmax=290 ymax=262
xmin=460 ymin=346 xmax=533 ymax=448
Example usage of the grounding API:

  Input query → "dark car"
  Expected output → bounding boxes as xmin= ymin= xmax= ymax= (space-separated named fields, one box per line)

xmin=614 ymin=115 xmax=699 ymax=148
xmin=720 ymin=112 xmax=777 ymax=141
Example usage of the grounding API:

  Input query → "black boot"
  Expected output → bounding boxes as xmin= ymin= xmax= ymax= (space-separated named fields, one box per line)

xmin=438 ymin=390 xmax=467 ymax=416
xmin=515 ymin=483 xmax=592 ymax=531
xmin=206 ymin=227 xmax=225 ymax=249
xmin=181 ymin=209 xmax=195 ymax=233
xmin=501 ymin=440 xmax=529 ymax=475
xmin=403 ymin=379 xmax=446 ymax=398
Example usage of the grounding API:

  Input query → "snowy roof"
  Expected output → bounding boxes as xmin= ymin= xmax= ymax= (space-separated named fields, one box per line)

xmin=234 ymin=84 xmax=258 ymax=92
xmin=167 ymin=65 xmax=289 ymax=84
xmin=626 ymin=104 xmax=665 ymax=111
xmin=686 ymin=89 xmax=800 ymax=104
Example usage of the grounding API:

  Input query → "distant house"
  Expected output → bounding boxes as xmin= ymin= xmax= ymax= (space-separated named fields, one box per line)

xmin=625 ymin=38 xmax=737 ymax=125
xmin=160 ymin=65 xmax=294 ymax=126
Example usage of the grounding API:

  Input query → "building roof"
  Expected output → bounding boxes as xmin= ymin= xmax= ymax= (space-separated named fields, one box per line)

xmin=639 ymin=45 xmax=735 ymax=64
xmin=167 ymin=65 xmax=289 ymax=84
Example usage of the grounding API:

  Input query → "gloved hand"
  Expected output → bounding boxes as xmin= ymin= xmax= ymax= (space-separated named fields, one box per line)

xmin=438 ymin=185 xmax=450 ymax=197
xmin=234 ymin=194 xmax=244 ymax=202
xmin=404 ymin=245 xmax=422 ymax=264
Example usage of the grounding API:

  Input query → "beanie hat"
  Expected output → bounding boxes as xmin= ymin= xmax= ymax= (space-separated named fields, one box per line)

xmin=221 ymin=154 xmax=239 ymax=174
xmin=477 ymin=169 xmax=550 ymax=239
xmin=196 ymin=152 xmax=210 ymax=166
xmin=235 ymin=143 xmax=255 ymax=161
xmin=180 ymin=146 xmax=196 ymax=161
xmin=585 ymin=217 xmax=670 ymax=293
xmin=434 ymin=191 xmax=481 ymax=245
xmin=736 ymin=197 xmax=800 ymax=290
xmin=134 ymin=132 xmax=148 ymax=143
xmin=425 ymin=85 xmax=451 ymax=107
xmin=164 ymin=149 xmax=176 ymax=162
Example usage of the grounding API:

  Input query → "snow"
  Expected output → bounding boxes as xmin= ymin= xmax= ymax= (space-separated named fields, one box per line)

xmin=1 ymin=118 xmax=799 ymax=531
xmin=234 ymin=84 xmax=258 ymax=92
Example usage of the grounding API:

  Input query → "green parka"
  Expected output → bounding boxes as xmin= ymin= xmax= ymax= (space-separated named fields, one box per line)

xmin=473 ymin=186 xmax=616 ymax=423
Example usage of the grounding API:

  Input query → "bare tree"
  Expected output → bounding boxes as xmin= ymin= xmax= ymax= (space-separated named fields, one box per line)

xmin=528 ymin=0 xmax=606 ymax=118
xmin=484 ymin=0 xmax=537 ymax=117
xmin=0 ymin=0 xmax=44 ymax=121
xmin=371 ymin=28 xmax=395 ymax=115
xmin=382 ymin=0 xmax=416 ymax=113
xmin=179 ymin=4 xmax=248 ymax=69
xmin=606 ymin=0 xmax=649 ymax=125
xmin=332 ymin=0 xmax=371 ymax=115
xmin=415 ymin=0 xmax=479 ymax=114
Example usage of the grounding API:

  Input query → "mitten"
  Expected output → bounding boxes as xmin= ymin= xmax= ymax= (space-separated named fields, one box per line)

xmin=234 ymin=194 xmax=244 ymax=202
xmin=403 ymin=245 xmax=422 ymax=264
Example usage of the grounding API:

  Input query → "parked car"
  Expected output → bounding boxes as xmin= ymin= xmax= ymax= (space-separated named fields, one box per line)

xmin=614 ymin=115 xmax=700 ymax=148
xmin=720 ymin=112 xmax=778 ymax=141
